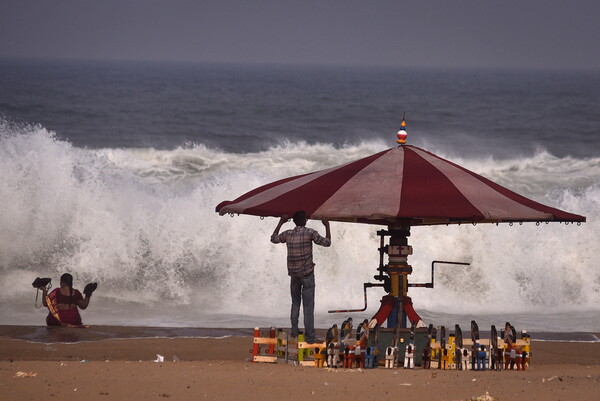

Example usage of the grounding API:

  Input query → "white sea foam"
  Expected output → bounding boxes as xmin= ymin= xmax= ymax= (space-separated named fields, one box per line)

xmin=1 ymin=122 xmax=598 ymax=330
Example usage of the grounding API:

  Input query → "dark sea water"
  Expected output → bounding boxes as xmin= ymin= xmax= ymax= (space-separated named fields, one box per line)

xmin=3 ymin=59 xmax=599 ymax=157
xmin=1 ymin=59 xmax=599 ymax=334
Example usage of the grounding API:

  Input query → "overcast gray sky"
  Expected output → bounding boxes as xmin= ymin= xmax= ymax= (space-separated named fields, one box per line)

xmin=1 ymin=0 xmax=599 ymax=70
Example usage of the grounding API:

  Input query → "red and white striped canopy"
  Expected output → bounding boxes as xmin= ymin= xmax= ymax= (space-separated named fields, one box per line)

xmin=216 ymin=145 xmax=585 ymax=226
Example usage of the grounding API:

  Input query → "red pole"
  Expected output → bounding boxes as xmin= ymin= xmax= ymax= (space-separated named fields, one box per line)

xmin=252 ymin=327 xmax=260 ymax=362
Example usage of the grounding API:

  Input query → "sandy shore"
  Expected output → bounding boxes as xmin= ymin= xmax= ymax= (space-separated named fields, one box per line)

xmin=1 ymin=326 xmax=599 ymax=401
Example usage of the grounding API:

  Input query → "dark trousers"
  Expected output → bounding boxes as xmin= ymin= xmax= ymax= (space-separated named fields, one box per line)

xmin=290 ymin=272 xmax=315 ymax=342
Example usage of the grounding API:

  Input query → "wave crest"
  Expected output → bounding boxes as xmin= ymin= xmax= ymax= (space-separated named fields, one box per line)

xmin=1 ymin=122 xmax=598 ymax=326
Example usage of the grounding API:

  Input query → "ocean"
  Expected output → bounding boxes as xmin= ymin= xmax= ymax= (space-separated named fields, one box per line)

xmin=1 ymin=59 xmax=599 ymax=335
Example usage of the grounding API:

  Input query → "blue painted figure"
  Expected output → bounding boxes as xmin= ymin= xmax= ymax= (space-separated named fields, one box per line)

xmin=364 ymin=346 xmax=376 ymax=368
xmin=476 ymin=345 xmax=487 ymax=371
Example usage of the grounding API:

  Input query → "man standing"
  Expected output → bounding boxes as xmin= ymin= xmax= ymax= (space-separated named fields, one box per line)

xmin=271 ymin=210 xmax=331 ymax=343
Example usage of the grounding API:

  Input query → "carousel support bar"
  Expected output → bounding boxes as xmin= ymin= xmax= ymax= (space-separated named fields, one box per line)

xmin=408 ymin=260 xmax=471 ymax=288
xmin=327 ymin=282 xmax=384 ymax=313
xmin=375 ymin=230 xmax=387 ymax=282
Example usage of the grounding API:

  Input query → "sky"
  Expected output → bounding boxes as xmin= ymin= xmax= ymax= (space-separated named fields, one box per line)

xmin=1 ymin=0 xmax=599 ymax=70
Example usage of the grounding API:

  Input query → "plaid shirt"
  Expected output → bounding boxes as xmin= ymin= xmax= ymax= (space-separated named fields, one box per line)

xmin=271 ymin=225 xmax=331 ymax=278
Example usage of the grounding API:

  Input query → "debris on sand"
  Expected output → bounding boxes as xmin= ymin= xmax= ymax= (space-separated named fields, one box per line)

xmin=14 ymin=371 xmax=37 ymax=378
xmin=470 ymin=391 xmax=496 ymax=401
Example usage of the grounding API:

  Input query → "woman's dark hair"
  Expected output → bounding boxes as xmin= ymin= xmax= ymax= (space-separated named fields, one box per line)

xmin=60 ymin=273 xmax=74 ymax=306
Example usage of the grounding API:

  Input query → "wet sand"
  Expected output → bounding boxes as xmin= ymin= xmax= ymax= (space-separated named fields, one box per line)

xmin=1 ymin=325 xmax=599 ymax=401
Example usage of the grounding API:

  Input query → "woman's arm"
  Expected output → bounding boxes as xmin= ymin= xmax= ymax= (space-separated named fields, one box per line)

xmin=41 ymin=287 xmax=49 ymax=307
xmin=78 ymin=295 xmax=91 ymax=309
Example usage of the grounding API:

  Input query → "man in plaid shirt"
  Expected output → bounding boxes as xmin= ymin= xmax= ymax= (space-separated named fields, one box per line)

xmin=271 ymin=210 xmax=331 ymax=343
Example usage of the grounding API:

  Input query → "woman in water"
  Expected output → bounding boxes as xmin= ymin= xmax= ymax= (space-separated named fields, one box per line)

xmin=39 ymin=273 xmax=93 ymax=327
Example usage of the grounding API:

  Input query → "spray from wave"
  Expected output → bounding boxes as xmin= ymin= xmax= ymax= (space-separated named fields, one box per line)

xmin=1 ymin=121 xmax=598 ymax=329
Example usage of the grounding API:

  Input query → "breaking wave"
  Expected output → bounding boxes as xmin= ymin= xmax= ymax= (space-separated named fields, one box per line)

xmin=1 ymin=121 xmax=598 ymax=329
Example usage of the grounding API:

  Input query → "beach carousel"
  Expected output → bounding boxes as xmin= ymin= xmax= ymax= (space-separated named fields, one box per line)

xmin=216 ymin=118 xmax=585 ymax=368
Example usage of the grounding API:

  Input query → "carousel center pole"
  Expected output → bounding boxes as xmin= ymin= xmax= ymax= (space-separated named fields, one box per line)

xmin=388 ymin=114 xmax=412 ymax=328
xmin=369 ymin=114 xmax=418 ymax=329
xmin=382 ymin=225 xmax=413 ymax=329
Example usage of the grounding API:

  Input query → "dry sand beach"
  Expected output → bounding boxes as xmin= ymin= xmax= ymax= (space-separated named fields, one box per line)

xmin=1 ymin=326 xmax=599 ymax=401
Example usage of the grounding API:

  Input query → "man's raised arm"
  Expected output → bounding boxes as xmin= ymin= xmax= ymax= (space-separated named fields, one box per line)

xmin=271 ymin=216 xmax=288 ymax=243
xmin=322 ymin=219 xmax=331 ymax=241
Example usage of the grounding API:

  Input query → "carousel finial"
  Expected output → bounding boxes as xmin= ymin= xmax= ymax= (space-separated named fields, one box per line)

xmin=396 ymin=112 xmax=407 ymax=145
